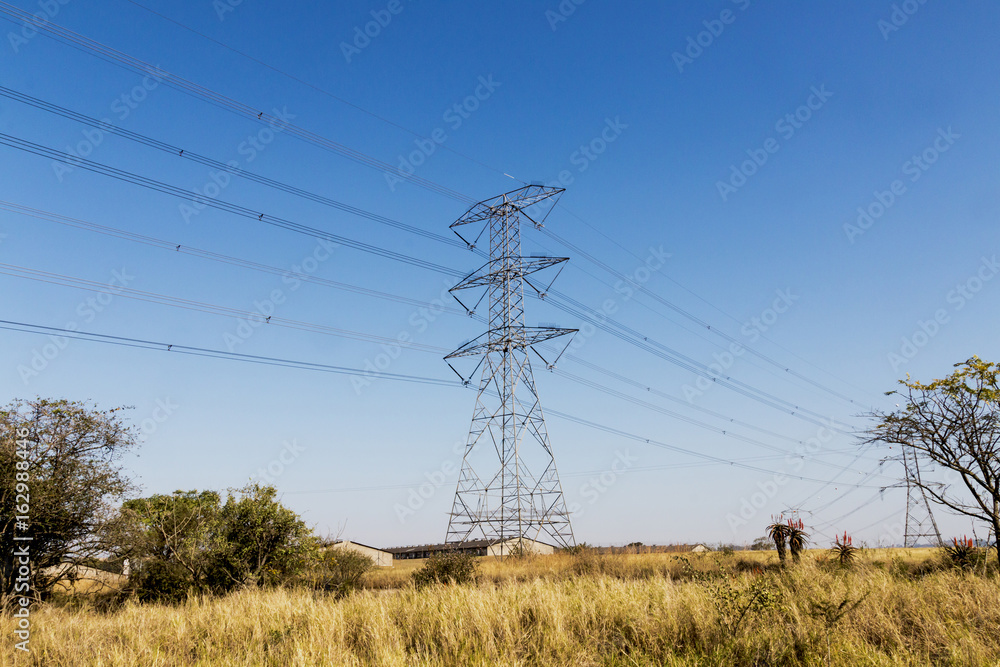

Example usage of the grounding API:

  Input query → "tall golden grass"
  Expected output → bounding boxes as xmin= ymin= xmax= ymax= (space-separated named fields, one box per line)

xmin=3 ymin=549 xmax=997 ymax=666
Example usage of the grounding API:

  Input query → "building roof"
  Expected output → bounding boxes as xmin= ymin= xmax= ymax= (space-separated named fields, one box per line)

xmin=384 ymin=537 xmax=556 ymax=555
xmin=384 ymin=540 xmax=493 ymax=555
xmin=330 ymin=540 xmax=392 ymax=554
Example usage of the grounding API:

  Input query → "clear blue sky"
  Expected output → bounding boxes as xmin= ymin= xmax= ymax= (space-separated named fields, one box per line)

xmin=1 ymin=0 xmax=998 ymax=548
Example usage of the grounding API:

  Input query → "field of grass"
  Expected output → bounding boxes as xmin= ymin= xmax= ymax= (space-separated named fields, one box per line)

xmin=3 ymin=548 xmax=998 ymax=666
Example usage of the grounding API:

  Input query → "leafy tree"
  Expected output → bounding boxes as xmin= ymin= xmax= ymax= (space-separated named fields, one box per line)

xmin=864 ymin=357 xmax=1000 ymax=567
xmin=1 ymin=399 xmax=137 ymax=607
xmin=305 ymin=541 xmax=374 ymax=598
xmin=209 ymin=483 xmax=315 ymax=589
xmin=114 ymin=490 xmax=222 ymax=598
xmin=116 ymin=484 xmax=314 ymax=598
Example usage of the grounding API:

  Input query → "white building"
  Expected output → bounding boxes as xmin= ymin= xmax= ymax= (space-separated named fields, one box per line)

xmin=329 ymin=540 xmax=394 ymax=567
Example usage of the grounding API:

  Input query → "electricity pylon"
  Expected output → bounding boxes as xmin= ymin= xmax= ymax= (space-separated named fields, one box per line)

xmin=902 ymin=444 xmax=943 ymax=547
xmin=444 ymin=185 xmax=576 ymax=548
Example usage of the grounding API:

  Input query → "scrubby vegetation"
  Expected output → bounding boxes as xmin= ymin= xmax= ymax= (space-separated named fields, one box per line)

xmin=2 ymin=547 xmax=998 ymax=665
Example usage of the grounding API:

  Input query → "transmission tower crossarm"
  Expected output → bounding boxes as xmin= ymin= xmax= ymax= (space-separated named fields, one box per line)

xmin=445 ymin=327 xmax=578 ymax=360
xmin=450 ymin=185 xmax=565 ymax=229
xmin=451 ymin=257 xmax=569 ymax=292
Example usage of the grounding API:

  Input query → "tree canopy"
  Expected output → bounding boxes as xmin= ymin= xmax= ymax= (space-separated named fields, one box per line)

xmin=864 ymin=357 xmax=1000 ymax=564
xmin=1 ymin=398 xmax=137 ymax=605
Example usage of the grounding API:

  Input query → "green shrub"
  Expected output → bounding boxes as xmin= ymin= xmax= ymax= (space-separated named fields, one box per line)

xmin=942 ymin=536 xmax=987 ymax=570
xmin=306 ymin=547 xmax=374 ymax=598
xmin=412 ymin=551 xmax=479 ymax=588
xmin=130 ymin=560 xmax=191 ymax=603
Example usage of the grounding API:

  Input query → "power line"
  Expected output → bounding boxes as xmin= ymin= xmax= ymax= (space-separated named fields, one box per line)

xmin=545 ymin=408 xmax=881 ymax=489
xmin=0 ymin=1 xmax=875 ymax=422
xmin=113 ymin=0 xmax=874 ymax=407
xmin=543 ymin=288 xmax=851 ymax=432
xmin=0 ymin=86 xmax=463 ymax=250
xmin=0 ymin=200 xmax=469 ymax=315
xmin=0 ymin=318 xmax=883 ymax=493
xmin=3 ymin=199 xmax=874 ymax=462
xmin=0 ymin=262 xmax=450 ymax=354
xmin=0 ymin=125 xmax=855 ymax=433
xmin=1 ymin=129 xmax=854 ymax=437
xmin=0 ymin=319 xmax=457 ymax=386
xmin=0 ymin=1 xmax=474 ymax=203
xmin=549 ymin=204 xmax=879 ymax=403
xmin=540 ymin=226 xmax=864 ymax=408
xmin=120 ymin=0 xmax=524 ymax=184
xmin=280 ymin=450 xmax=869 ymax=496
xmin=0 ymin=132 xmax=463 ymax=276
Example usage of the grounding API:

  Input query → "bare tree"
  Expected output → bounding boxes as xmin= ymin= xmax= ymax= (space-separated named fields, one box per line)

xmin=863 ymin=357 xmax=1000 ymax=566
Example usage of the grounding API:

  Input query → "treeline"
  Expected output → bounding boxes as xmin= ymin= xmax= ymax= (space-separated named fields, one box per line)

xmin=1 ymin=398 xmax=371 ymax=608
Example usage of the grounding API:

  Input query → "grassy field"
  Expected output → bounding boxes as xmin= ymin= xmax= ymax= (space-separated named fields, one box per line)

xmin=3 ymin=548 xmax=998 ymax=666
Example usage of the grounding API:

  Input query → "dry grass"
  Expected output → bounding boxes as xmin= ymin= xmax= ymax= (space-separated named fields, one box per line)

xmin=3 ymin=549 xmax=997 ymax=666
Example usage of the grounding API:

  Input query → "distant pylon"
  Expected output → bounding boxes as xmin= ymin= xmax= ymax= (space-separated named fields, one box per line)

xmin=444 ymin=185 xmax=576 ymax=548
xmin=902 ymin=444 xmax=943 ymax=547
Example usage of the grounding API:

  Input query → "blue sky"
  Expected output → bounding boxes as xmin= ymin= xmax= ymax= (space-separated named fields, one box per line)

xmin=1 ymin=0 xmax=998 ymax=548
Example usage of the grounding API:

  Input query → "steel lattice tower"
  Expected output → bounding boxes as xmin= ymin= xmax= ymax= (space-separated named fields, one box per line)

xmin=902 ymin=444 xmax=943 ymax=547
xmin=444 ymin=185 xmax=576 ymax=548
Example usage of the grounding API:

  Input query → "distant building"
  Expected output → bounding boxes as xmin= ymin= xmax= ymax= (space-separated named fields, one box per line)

xmin=329 ymin=540 xmax=394 ymax=567
xmin=690 ymin=544 xmax=710 ymax=553
xmin=386 ymin=537 xmax=556 ymax=560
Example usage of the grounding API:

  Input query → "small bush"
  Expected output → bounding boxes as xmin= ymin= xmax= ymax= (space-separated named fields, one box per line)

xmin=305 ymin=547 xmax=374 ymax=598
xmin=942 ymin=536 xmax=986 ymax=571
xmin=831 ymin=532 xmax=858 ymax=568
xmin=412 ymin=551 xmax=479 ymax=588
xmin=130 ymin=560 xmax=191 ymax=603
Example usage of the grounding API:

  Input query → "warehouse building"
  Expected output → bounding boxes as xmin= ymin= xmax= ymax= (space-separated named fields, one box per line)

xmin=386 ymin=537 xmax=556 ymax=560
xmin=329 ymin=540 xmax=394 ymax=567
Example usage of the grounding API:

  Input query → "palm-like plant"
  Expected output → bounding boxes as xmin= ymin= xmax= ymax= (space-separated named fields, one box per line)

xmin=943 ymin=535 xmax=980 ymax=569
xmin=831 ymin=532 xmax=857 ymax=567
xmin=766 ymin=518 xmax=791 ymax=565
xmin=787 ymin=518 xmax=809 ymax=563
